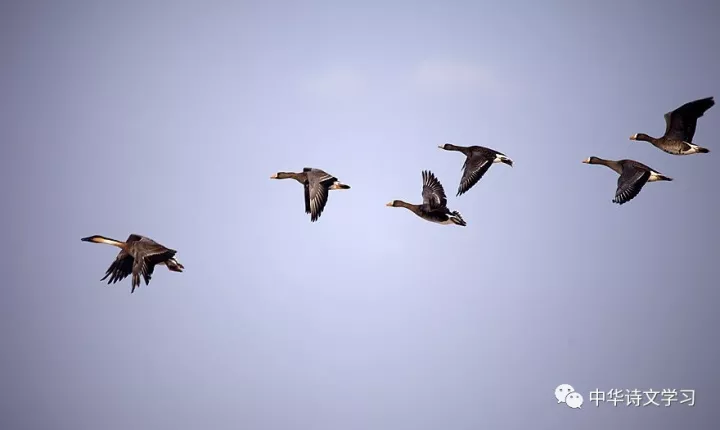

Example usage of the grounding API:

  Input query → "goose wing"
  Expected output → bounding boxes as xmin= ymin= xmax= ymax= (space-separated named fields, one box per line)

xmin=457 ymin=152 xmax=493 ymax=196
xmin=129 ymin=251 xmax=176 ymax=292
xmin=100 ymin=251 xmax=134 ymax=284
xmin=131 ymin=256 xmax=148 ymax=293
xmin=304 ymin=168 xmax=336 ymax=222
xmin=133 ymin=238 xmax=177 ymax=287
xmin=613 ymin=165 xmax=650 ymax=205
xmin=421 ymin=170 xmax=448 ymax=209
xmin=663 ymin=97 xmax=715 ymax=143
xmin=142 ymin=249 xmax=178 ymax=285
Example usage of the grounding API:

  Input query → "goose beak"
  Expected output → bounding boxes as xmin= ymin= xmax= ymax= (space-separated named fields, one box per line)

xmin=437 ymin=145 xmax=444 ymax=149
xmin=81 ymin=236 xmax=104 ymax=244
xmin=270 ymin=173 xmax=278 ymax=179
xmin=629 ymin=134 xmax=637 ymax=140
xmin=581 ymin=158 xmax=589 ymax=164
xmin=385 ymin=201 xmax=393 ymax=207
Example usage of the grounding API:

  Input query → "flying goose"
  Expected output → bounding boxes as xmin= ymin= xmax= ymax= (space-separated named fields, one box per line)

xmin=630 ymin=96 xmax=714 ymax=155
xmin=386 ymin=170 xmax=467 ymax=226
xmin=438 ymin=143 xmax=513 ymax=196
xmin=81 ymin=234 xmax=184 ymax=293
xmin=582 ymin=157 xmax=672 ymax=205
xmin=270 ymin=167 xmax=350 ymax=222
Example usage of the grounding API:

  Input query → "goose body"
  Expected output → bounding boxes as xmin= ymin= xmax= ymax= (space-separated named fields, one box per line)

xmin=630 ymin=96 xmax=714 ymax=155
xmin=81 ymin=234 xmax=184 ymax=293
xmin=582 ymin=157 xmax=672 ymax=205
xmin=438 ymin=143 xmax=513 ymax=196
xmin=271 ymin=167 xmax=350 ymax=222
xmin=386 ymin=170 xmax=466 ymax=226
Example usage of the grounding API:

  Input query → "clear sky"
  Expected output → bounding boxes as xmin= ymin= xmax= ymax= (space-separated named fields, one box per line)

xmin=1 ymin=0 xmax=719 ymax=429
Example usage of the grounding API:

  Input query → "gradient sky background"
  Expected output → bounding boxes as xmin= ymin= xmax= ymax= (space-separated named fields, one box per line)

xmin=1 ymin=0 xmax=719 ymax=429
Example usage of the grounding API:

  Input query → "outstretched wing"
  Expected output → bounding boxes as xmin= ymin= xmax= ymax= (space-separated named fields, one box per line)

xmin=304 ymin=169 xmax=336 ymax=222
xmin=306 ymin=181 xmax=330 ymax=222
xmin=131 ymin=256 xmax=148 ymax=293
xmin=613 ymin=167 xmax=650 ymax=205
xmin=421 ymin=170 xmax=447 ymax=208
xmin=133 ymin=239 xmax=177 ymax=288
xmin=663 ymin=97 xmax=715 ymax=143
xmin=457 ymin=153 xmax=493 ymax=196
xmin=100 ymin=250 xmax=134 ymax=284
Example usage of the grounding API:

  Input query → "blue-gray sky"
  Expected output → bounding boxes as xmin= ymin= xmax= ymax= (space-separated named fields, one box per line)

xmin=1 ymin=0 xmax=719 ymax=429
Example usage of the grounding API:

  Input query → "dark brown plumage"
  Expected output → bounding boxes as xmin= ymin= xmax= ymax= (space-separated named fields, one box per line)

xmin=438 ymin=143 xmax=513 ymax=196
xmin=630 ymin=97 xmax=714 ymax=155
xmin=582 ymin=157 xmax=673 ymax=205
xmin=81 ymin=234 xmax=184 ymax=293
xmin=386 ymin=170 xmax=466 ymax=226
xmin=271 ymin=167 xmax=350 ymax=222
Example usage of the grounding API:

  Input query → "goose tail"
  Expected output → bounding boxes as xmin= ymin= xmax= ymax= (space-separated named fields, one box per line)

xmin=329 ymin=182 xmax=351 ymax=190
xmin=450 ymin=211 xmax=467 ymax=227
xmin=166 ymin=258 xmax=185 ymax=272
xmin=499 ymin=156 xmax=514 ymax=167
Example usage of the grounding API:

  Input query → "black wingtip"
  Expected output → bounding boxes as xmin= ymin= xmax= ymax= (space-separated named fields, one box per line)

xmin=423 ymin=170 xmax=439 ymax=185
xmin=696 ymin=97 xmax=715 ymax=113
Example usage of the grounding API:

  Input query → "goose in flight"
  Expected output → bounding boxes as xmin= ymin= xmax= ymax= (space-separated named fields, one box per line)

xmin=386 ymin=170 xmax=466 ymax=226
xmin=81 ymin=234 xmax=184 ymax=293
xmin=270 ymin=167 xmax=350 ymax=222
xmin=438 ymin=143 xmax=513 ymax=196
xmin=630 ymin=96 xmax=714 ymax=155
xmin=582 ymin=157 xmax=672 ymax=205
